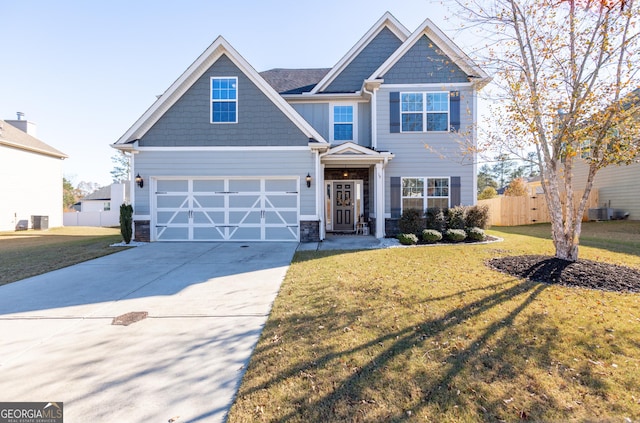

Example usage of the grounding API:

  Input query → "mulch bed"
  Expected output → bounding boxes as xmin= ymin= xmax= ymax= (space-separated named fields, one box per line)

xmin=488 ymin=255 xmax=640 ymax=293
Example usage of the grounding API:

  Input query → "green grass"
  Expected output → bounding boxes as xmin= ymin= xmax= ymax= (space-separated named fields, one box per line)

xmin=0 ymin=227 xmax=129 ymax=286
xmin=228 ymin=222 xmax=640 ymax=422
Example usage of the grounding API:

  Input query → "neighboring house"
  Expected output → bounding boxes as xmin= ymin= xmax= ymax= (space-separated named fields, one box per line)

xmin=572 ymin=88 xmax=640 ymax=220
xmin=113 ymin=12 xmax=489 ymax=242
xmin=64 ymin=183 xmax=129 ymax=227
xmin=0 ymin=114 xmax=67 ymax=231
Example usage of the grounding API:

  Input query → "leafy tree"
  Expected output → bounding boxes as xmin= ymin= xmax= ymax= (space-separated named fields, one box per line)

xmin=478 ymin=186 xmax=498 ymax=200
xmin=477 ymin=164 xmax=499 ymax=194
xmin=457 ymin=0 xmax=640 ymax=261
xmin=504 ymin=177 xmax=528 ymax=197
xmin=491 ymin=153 xmax=517 ymax=188
xmin=76 ymin=181 xmax=101 ymax=197
xmin=110 ymin=151 xmax=130 ymax=183
xmin=62 ymin=177 xmax=78 ymax=211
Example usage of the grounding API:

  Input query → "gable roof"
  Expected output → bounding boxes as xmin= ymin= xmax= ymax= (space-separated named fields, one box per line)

xmin=114 ymin=36 xmax=327 ymax=146
xmin=309 ymin=12 xmax=411 ymax=95
xmin=260 ymin=68 xmax=330 ymax=94
xmin=320 ymin=141 xmax=394 ymax=165
xmin=0 ymin=119 xmax=67 ymax=159
xmin=81 ymin=182 xmax=130 ymax=202
xmin=371 ymin=17 xmax=490 ymax=87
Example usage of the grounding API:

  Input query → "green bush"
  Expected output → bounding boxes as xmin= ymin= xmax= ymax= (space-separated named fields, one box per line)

xmin=119 ymin=203 xmax=134 ymax=244
xmin=478 ymin=186 xmax=498 ymax=200
xmin=422 ymin=229 xmax=443 ymax=243
xmin=399 ymin=208 xmax=424 ymax=235
xmin=466 ymin=204 xmax=490 ymax=229
xmin=466 ymin=227 xmax=486 ymax=241
xmin=397 ymin=233 xmax=419 ymax=245
xmin=425 ymin=207 xmax=447 ymax=232
xmin=447 ymin=206 xmax=466 ymax=230
xmin=445 ymin=229 xmax=467 ymax=242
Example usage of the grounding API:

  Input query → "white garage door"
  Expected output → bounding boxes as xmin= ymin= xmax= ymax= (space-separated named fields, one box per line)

xmin=154 ymin=178 xmax=299 ymax=241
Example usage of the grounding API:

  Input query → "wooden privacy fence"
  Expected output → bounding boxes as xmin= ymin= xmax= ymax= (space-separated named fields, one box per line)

xmin=478 ymin=190 xmax=599 ymax=226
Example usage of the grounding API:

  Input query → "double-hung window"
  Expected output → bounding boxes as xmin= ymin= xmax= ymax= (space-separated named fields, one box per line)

xmin=401 ymin=177 xmax=449 ymax=211
xmin=401 ymin=92 xmax=449 ymax=132
xmin=211 ymin=77 xmax=237 ymax=123
xmin=331 ymin=104 xmax=356 ymax=142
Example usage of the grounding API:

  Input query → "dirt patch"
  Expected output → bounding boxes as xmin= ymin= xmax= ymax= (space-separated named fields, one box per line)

xmin=488 ymin=255 xmax=640 ymax=293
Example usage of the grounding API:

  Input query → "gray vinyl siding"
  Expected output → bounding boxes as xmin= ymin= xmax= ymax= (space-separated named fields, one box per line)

xmin=133 ymin=149 xmax=317 ymax=215
xmin=291 ymin=101 xmax=372 ymax=147
xmin=323 ymin=27 xmax=403 ymax=93
xmin=140 ymin=54 xmax=309 ymax=147
xmin=377 ymin=85 xmax=477 ymax=211
xmin=358 ymin=102 xmax=371 ymax=147
xmin=291 ymin=103 xmax=329 ymax=141
xmin=382 ymin=35 xmax=469 ymax=84
xmin=573 ymin=159 xmax=640 ymax=219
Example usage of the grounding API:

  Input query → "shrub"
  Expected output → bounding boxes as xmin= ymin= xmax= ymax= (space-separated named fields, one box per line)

xmin=504 ymin=177 xmax=529 ymax=197
xmin=397 ymin=233 xmax=418 ymax=245
xmin=466 ymin=227 xmax=486 ymax=241
xmin=119 ymin=203 xmax=134 ymax=244
xmin=422 ymin=229 xmax=443 ymax=243
xmin=445 ymin=229 xmax=467 ymax=242
xmin=399 ymin=208 xmax=424 ymax=235
xmin=425 ymin=207 xmax=447 ymax=232
xmin=447 ymin=206 xmax=466 ymax=230
xmin=466 ymin=204 xmax=490 ymax=229
xmin=478 ymin=186 xmax=498 ymax=200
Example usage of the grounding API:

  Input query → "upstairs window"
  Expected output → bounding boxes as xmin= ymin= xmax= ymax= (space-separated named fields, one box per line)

xmin=211 ymin=77 xmax=237 ymax=123
xmin=401 ymin=92 xmax=449 ymax=132
xmin=331 ymin=104 xmax=356 ymax=142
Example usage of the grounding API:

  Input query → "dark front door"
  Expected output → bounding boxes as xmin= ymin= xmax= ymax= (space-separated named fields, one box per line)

xmin=333 ymin=182 xmax=354 ymax=231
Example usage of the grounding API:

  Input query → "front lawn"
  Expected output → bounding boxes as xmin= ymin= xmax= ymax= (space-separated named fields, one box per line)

xmin=0 ymin=227 xmax=128 ymax=286
xmin=228 ymin=223 xmax=640 ymax=422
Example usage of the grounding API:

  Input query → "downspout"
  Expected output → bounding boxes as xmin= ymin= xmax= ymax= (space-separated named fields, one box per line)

xmin=361 ymin=84 xmax=378 ymax=149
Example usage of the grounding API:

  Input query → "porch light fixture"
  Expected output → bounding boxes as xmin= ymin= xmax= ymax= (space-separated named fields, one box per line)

xmin=343 ymin=170 xmax=348 ymax=178
xmin=135 ymin=173 xmax=144 ymax=188
xmin=306 ymin=173 xmax=312 ymax=188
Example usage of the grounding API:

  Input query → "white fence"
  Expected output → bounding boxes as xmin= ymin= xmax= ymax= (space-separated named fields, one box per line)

xmin=64 ymin=211 xmax=120 ymax=227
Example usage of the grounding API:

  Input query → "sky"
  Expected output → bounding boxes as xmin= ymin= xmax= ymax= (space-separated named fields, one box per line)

xmin=2 ymin=0 xmax=489 ymax=187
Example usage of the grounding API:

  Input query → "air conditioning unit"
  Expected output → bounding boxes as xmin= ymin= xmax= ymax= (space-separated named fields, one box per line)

xmin=588 ymin=208 xmax=612 ymax=221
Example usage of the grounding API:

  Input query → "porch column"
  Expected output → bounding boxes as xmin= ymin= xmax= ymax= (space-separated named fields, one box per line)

xmin=319 ymin=161 xmax=326 ymax=240
xmin=375 ymin=162 xmax=385 ymax=238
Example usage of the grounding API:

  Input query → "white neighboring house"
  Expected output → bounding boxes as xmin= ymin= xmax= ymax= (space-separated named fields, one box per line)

xmin=0 ymin=114 xmax=67 ymax=231
xmin=64 ymin=183 xmax=129 ymax=227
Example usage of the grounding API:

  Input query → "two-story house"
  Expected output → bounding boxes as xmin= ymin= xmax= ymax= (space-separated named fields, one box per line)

xmin=112 ymin=12 xmax=489 ymax=242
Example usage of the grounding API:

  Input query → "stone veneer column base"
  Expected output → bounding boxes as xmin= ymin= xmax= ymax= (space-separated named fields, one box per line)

xmin=134 ymin=220 xmax=150 ymax=242
xmin=385 ymin=218 xmax=400 ymax=237
xmin=300 ymin=220 xmax=320 ymax=242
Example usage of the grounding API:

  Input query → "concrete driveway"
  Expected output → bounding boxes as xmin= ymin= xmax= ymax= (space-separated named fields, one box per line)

xmin=0 ymin=242 xmax=297 ymax=422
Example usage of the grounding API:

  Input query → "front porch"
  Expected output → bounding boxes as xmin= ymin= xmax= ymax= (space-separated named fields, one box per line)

xmin=318 ymin=142 xmax=393 ymax=239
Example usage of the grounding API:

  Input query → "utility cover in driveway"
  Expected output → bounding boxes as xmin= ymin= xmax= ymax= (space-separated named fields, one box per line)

xmin=155 ymin=178 xmax=299 ymax=241
xmin=111 ymin=311 xmax=148 ymax=326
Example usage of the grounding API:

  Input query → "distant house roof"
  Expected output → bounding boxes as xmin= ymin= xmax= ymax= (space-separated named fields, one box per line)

xmin=0 ymin=119 xmax=67 ymax=159
xmin=259 ymin=68 xmax=330 ymax=94
xmin=82 ymin=185 xmax=112 ymax=201
xmin=81 ymin=183 xmax=130 ymax=202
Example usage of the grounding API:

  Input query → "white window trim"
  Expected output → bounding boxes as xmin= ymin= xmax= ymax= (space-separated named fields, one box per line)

xmin=329 ymin=102 xmax=358 ymax=143
xmin=400 ymin=176 xmax=451 ymax=213
xmin=399 ymin=91 xmax=450 ymax=133
xmin=210 ymin=76 xmax=238 ymax=124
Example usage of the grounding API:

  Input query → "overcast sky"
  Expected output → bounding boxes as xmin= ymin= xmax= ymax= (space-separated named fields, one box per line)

xmin=2 ymin=0 xmax=488 ymax=187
